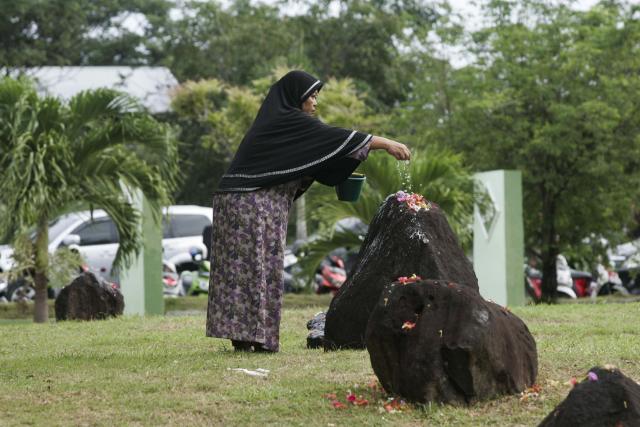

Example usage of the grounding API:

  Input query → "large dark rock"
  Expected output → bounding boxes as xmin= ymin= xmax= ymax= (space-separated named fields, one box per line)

xmin=539 ymin=367 xmax=640 ymax=427
xmin=324 ymin=194 xmax=478 ymax=349
xmin=365 ymin=279 xmax=537 ymax=404
xmin=55 ymin=272 xmax=124 ymax=321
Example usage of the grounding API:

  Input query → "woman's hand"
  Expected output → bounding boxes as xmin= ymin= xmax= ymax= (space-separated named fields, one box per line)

xmin=385 ymin=140 xmax=411 ymax=161
xmin=370 ymin=136 xmax=411 ymax=160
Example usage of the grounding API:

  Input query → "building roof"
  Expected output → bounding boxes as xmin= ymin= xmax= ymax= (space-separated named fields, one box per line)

xmin=19 ymin=66 xmax=178 ymax=113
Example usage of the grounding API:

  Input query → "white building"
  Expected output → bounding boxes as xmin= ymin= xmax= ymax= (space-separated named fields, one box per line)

xmin=16 ymin=66 xmax=178 ymax=114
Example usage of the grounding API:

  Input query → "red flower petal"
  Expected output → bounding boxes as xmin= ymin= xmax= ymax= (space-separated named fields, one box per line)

xmin=332 ymin=400 xmax=347 ymax=409
xmin=354 ymin=398 xmax=369 ymax=406
xmin=402 ymin=321 xmax=416 ymax=330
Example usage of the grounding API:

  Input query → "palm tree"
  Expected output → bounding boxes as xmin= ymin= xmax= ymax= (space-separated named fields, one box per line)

xmin=297 ymin=148 xmax=475 ymax=284
xmin=0 ymin=77 xmax=179 ymax=322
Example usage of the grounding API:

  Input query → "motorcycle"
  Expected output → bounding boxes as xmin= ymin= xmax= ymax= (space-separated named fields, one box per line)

xmin=3 ymin=276 xmax=55 ymax=302
xmin=162 ymin=260 xmax=183 ymax=297
xmin=592 ymin=263 xmax=629 ymax=297
xmin=176 ymin=247 xmax=210 ymax=295
xmin=313 ymin=253 xmax=347 ymax=295
xmin=283 ymin=248 xmax=299 ymax=293
xmin=0 ymin=276 xmax=9 ymax=303
xmin=618 ymin=267 xmax=640 ymax=294
xmin=524 ymin=255 xmax=585 ymax=301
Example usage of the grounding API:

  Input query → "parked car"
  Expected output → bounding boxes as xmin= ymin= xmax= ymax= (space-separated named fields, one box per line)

xmin=0 ymin=205 xmax=212 ymax=284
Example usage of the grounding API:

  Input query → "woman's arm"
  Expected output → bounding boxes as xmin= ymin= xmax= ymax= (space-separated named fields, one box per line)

xmin=370 ymin=135 xmax=411 ymax=160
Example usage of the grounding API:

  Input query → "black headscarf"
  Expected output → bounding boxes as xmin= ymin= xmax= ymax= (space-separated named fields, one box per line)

xmin=217 ymin=70 xmax=371 ymax=192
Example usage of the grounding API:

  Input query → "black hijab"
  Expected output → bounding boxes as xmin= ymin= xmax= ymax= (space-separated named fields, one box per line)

xmin=217 ymin=70 xmax=372 ymax=192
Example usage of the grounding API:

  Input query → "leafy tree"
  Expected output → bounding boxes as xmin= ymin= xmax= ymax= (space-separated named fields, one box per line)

xmin=170 ymin=78 xmax=260 ymax=205
xmin=152 ymin=1 xmax=300 ymax=85
xmin=0 ymin=0 xmax=171 ymax=68
xmin=447 ymin=1 xmax=640 ymax=302
xmin=152 ymin=0 xmax=441 ymax=107
xmin=291 ymin=0 xmax=441 ymax=106
xmin=0 ymin=77 xmax=179 ymax=322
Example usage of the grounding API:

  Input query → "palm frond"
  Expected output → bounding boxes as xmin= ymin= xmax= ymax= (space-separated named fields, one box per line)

xmin=78 ymin=180 xmax=141 ymax=272
xmin=0 ymin=78 xmax=180 ymax=285
xmin=300 ymin=147 xmax=476 ymax=276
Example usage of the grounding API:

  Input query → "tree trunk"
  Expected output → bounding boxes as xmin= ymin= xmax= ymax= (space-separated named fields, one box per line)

xmin=33 ymin=217 xmax=49 ymax=323
xmin=295 ymin=195 xmax=307 ymax=241
xmin=540 ymin=201 xmax=558 ymax=303
xmin=541 ymin=247 xmax=558 ymax=304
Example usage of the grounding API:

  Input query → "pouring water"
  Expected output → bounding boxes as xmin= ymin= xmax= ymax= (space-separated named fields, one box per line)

xmin=397 ymin=160 xmax=412 ymax=192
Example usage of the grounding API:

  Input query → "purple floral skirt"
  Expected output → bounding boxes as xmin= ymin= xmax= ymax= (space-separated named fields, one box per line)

xmin=206 ymin=180 xmax=300 ymax=351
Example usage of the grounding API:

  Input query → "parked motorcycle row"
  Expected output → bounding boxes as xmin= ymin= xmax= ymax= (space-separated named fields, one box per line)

xmin=0 ymin=262 xmax=108 ymax=303
xmin=525 ymin=250 xmax=640 ymax=301
xmin=162 ymin=245 xmax=353 ymax=297
xmin=162 ymin=247 xmax=210 ymax=297
xmin=0 ymin=245 xmax=350 ymax=302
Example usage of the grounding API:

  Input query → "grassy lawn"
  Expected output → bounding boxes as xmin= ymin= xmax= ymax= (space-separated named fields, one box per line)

xmin=0 ymin=293 xmax=334 ymax=320
xmin=0 ymin=297 xmax=639 ymax=426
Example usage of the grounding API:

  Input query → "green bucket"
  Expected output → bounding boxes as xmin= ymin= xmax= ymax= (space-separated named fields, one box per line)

xmin=335 ymin=174 xmax=366 ymax=202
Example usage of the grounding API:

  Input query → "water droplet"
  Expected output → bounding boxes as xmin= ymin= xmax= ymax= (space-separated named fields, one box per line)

xmin=396 ymin=160 xmax=412 ymax=192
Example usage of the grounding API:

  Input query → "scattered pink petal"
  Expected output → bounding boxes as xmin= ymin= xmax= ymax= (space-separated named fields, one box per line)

xmin=346 ymin=393 xmax=356 ymax=402
xmin=354 ymin=397 xmax=369 ymax=406
xmin=368 ymin=378 xmax=383 ymax=392
xmin=397 ymin=274 xmax=421 ymax=285
xmin=394 ymin=191 xmax=431 ymax=212
xmin=519 ymin=384 xmax=542 ymax=402
xmin=588 ymin=372 xmax=598 ymax=382
xmin=402 ymin=321 xmax=416 ymax=331
xmin=383 ymin=398 xmax=408 ymax=413
xmin=332 ymin=400 xmax=347 ymax=409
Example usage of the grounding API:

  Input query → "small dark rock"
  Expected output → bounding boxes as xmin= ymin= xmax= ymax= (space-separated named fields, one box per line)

xmin=307 ymin=311 xmax=326 ymax=330
xmin=539 ymin=367 xmax=640 ymax=427
xmin=365 ymin=279 xmax=537 ymax=404
xmin=306 ymin=312 xmax=326 ymax=349
xmin=55 ymin=272 xmax=124 ymax=321
xmin=324 ymin=195 xmax=478 ymax=350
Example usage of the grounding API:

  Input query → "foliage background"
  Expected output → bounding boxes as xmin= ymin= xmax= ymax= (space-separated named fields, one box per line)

xmin=2 ymin=0 xmax=640 ymax=296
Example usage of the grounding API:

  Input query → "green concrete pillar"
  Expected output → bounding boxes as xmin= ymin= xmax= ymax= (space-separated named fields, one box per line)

xmin=119 ymin=188 xmax=164 ymax=315
xmin=473 ymin=170 xmax=524 ymax=307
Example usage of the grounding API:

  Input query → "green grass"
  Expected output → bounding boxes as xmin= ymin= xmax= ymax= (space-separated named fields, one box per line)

xmin=0 ymin=293 xmax=334 ymax=320
xmin=0 ymin=298 xmax=639 ymax=426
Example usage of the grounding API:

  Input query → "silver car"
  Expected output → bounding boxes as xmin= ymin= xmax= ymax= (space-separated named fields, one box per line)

xmin=0 ymin=205 xmax=212 ymax=284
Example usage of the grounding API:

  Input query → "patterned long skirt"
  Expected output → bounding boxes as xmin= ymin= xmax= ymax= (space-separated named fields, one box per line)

xmin=206 ymin=180 xmax=301 ymax=352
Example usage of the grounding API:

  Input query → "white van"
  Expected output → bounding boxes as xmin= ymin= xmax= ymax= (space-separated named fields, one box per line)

xmin=0 ymin=205 xmax=212 ymax=282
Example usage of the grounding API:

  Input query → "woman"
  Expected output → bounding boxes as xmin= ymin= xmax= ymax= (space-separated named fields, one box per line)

xmin=206 ymin=70 xmax=410 ymax=352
